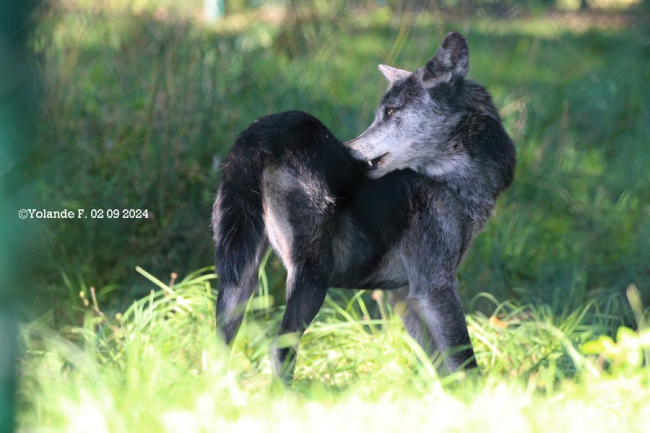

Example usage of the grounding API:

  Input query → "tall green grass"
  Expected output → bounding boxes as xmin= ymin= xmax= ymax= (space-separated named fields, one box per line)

xmin=18 ymin=266 xmax=650 ymax=431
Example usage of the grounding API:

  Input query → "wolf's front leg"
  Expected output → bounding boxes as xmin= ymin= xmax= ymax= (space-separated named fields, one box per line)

xmin=270 ymin=267 xmax=329 ymax=382
xmin=408 ymin=282 xmax=477 ymax=372
xmin=389 ymin=287 xmax=440 ymax=359
xmin=400 ymin=219 xmax=478 ymax=373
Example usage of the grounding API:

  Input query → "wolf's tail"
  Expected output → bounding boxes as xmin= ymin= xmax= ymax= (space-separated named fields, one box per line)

xmin=212 ymin=132 xmax=269 ymax=344
xmin=212 ymin=111 xmax=354 ymax=344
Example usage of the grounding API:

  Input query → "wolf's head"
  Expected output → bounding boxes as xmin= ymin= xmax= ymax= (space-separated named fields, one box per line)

xmin=345 ymin=31 xmax=493 ymax=180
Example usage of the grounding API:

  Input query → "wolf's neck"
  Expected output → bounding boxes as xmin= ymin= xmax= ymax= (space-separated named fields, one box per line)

xmin=421 ymin=160 xmax=500 ymax=224
xmin=419 ymin=151 xmax=471 ymax=179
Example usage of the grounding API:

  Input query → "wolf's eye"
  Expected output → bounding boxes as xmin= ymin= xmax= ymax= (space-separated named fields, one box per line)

xmin=386 ymin=109 xmax=394 ymax=117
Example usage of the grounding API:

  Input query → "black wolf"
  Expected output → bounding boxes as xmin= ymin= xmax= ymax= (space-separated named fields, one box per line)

xmin=212 ymin=31 xmax=516 ymax=381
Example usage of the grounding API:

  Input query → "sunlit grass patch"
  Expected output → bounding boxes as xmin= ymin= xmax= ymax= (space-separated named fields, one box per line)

xmin=18 ymin=267 xmax=650 ymax=431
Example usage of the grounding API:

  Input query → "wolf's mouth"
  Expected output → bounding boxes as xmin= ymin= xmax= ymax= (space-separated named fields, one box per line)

xmin=365 ymin=153 xmax=388 ymax=169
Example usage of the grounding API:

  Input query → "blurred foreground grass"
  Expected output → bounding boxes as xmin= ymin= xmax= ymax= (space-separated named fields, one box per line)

xmin=18 ymin=267 xmax=650 ymax=431
xmin=29 ymin=1 xmax=650 ymax=316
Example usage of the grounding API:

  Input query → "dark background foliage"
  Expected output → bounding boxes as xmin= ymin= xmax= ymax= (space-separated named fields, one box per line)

xmin=23 ymin=0 xmax=650 ymax=324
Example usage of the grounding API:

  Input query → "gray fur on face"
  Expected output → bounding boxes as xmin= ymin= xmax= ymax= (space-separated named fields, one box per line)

xmin=344 ymin=31 xmax=475 ymax=180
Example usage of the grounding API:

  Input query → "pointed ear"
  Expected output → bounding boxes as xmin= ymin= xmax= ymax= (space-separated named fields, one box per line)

xmin=378 ymin=64 xmax=411 ymax=85
xmin=422 ymin=31 xmax=469 ymax=88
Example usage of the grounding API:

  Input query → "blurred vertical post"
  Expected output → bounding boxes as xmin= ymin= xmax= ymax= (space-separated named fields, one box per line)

xmin=204 ymin=0 xmax=225 ymax=22
xmin=0 ymin=1 xmax=38 ymax=431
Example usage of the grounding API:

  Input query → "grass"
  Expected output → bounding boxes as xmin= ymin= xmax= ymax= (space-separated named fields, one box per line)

xmin=18 ymin=266 xmax=650 ymax=431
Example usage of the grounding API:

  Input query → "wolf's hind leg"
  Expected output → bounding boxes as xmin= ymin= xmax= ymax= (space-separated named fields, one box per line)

xmin=271 ymin=266 xmax=330 ymax=381
xmin=268 ymin=171 xmax=335 ymax=382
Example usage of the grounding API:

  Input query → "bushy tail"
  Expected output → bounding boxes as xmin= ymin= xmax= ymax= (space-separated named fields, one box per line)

xmin=212 ymin=110 xmax=345 ymax=344
xmin=212 ymin=141 xmax=268 ymax=344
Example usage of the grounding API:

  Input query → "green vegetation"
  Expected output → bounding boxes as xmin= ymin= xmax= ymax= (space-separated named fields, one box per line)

xmin=19 ymin=0 xmax=650 ymax=430
xmin=19 ymin=267 xmax=650 ymax=430
xmin=31 ymin=1 xmax=650 ymax=311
